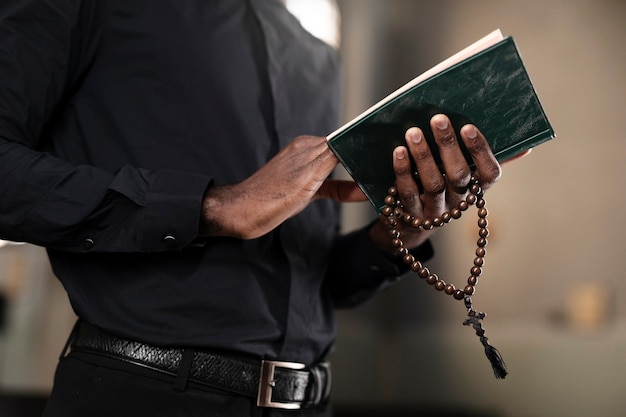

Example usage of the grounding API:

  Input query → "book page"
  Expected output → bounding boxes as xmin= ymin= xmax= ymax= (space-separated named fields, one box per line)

xmin=327 ymin=29 xmax=504 ymax=139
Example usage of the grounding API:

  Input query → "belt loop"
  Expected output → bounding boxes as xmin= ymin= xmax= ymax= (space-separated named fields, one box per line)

xmin=305 ymin=362 xmax=331 ymax=407
xmin=59 ymin=318 xmax=82 ymax=360
xmin=174 ymin=348 xmax=195 ymax=392
xmin=318 ymin=362 xmax=332 ymax=403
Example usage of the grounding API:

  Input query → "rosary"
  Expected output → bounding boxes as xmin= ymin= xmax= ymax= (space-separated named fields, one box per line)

xmin=382 ymin=175 xmax=508 ymax=379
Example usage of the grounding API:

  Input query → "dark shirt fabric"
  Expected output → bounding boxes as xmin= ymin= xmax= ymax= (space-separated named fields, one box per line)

xmin=0 ymin=0 xmax=432 ymax=365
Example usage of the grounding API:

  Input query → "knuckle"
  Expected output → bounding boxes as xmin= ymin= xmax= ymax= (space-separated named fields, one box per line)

xmin=412 ymin=146 xmax=432 ymax=163
xmin=485 ymin=164 xmax=502 ymax=183
xmin=395 ymin=161 xmax=413 ymax=177
xmin=465 ymin=134 xmax=490 ymax=154
xmin=478 ymin=165 xmax=502 ymax=190
xmin=399 ymin=189 xmax=419 ymax=205
xmin=437 ymin=131 xmax=457 ymax=147
xmin=423 ymin=177 xmax=446 ymax=197
xmin=448 ymin=167 xmax=471 ymax=189
xmin=292 ymin=135 xmax=312 ymax=149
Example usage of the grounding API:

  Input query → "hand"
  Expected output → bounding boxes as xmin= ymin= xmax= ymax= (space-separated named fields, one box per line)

xmin=369 ymin=114 xmax=502 ymax=254
xmin=200 ymin=135 xmax=366 ymax=239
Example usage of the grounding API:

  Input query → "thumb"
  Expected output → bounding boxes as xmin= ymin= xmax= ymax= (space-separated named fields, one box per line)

xmin=316 ymin=179 xmax=368 ymax=203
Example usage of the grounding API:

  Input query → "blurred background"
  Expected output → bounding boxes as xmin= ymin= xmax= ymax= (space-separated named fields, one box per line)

xmin=1 ymin=0 xmax=625 ymax=416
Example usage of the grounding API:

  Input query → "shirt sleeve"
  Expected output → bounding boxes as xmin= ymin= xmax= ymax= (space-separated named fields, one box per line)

xmin=325 ymin=221 xmax=435 ymax=308
xmin=0 ymin=0 xmax=211 ymax=253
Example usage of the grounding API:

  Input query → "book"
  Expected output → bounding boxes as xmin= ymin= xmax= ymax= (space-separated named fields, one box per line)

xmin=327 ymin=29 xmax=555 ymax=213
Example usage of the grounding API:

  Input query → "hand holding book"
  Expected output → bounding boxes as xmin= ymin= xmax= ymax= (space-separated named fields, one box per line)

xmin=367 ymin=113 xmax=501 ymax=254
xmin=327 ymin=29 xmax=555 ymax=213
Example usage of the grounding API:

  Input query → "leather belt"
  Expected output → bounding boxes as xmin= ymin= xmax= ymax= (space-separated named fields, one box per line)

xmin=69 ymin=321 xmax=331 ymax=409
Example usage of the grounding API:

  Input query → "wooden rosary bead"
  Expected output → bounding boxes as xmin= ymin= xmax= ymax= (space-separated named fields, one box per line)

xmin=470 ymin=266 xmax=482 ymax=277
xmin=397 ymin=247 xmax=409 ymax=256
xmin=464 ymin=285 xmax=476 ymax=295
xmin=382 ymin=177 xmax=492 ymax=309
xmin=418 ymin=268 xmax=430 ymax=278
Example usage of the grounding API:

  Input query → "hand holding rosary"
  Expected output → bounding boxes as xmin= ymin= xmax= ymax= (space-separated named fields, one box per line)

xmin=383 ymin=174 xmax=508 ymax=379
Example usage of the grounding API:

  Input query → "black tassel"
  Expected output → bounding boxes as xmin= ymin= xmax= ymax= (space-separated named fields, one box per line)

xmin=480 ymin=336 xmax=508 ymax=379
xmin=463 ymin=296 xmax=508 ymax=379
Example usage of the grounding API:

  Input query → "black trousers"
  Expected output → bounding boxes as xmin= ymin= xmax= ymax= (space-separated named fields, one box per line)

xmin=42 ymin=351 xmax=333 ymax=417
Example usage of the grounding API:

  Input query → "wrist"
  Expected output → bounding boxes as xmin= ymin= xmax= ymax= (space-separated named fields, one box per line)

xmin=199 ymin=185 xmax=233 ymax=237
xmin=368 ymin=218 xmax=432 ymax=257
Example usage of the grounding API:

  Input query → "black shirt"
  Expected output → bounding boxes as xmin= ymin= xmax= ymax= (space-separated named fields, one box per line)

xmin=0 ymin=0 xmax=432 ymax=365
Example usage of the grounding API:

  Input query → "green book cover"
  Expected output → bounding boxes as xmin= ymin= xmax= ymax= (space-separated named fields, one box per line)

xmin=327 ymin=31 xmax=555 ymax=213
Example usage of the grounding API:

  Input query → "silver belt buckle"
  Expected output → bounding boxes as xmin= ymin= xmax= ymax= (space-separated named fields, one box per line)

xmin=257 ymin=359 xmax=306 ymax=409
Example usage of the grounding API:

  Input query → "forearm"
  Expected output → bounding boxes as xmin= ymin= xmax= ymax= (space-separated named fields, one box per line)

xmin=325 ymin=222 xmax=434 ymax=308
xmin=0 ymin=138 xmax=211 ymax=252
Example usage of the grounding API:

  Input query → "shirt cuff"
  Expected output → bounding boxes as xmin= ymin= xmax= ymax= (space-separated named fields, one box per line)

xmin=140 ymin=170 xmax=212 ymax=252
xmin=327 ymin=222 xmax=434 ymax=308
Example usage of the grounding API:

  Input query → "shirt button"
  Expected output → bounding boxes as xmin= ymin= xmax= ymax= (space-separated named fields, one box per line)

xmin=83 ymin=238 xmax=95 ymax=250
xmin=162 ymin=234 xmax=176 ymax=248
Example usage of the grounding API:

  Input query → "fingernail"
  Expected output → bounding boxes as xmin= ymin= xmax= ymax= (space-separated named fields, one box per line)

xmin=394 ymin=147 xmax=406 ymax=159
xmin=406 ymin=127 xmax=422 ymax=144
xmin=433 ymin=115 xmax=449 ymax=130
xmin=465 ymin=125 xmax=478 ymax=139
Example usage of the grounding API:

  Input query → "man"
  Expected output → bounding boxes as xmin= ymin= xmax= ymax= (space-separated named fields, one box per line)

xmin=0 ymin=1 xmax=501 ymax=416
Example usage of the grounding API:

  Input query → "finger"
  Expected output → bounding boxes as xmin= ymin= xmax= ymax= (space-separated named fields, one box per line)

xmin=299 ymin=135 xmax=340 ymax=175
xmin=502 ymin=148 xmax=532 ymax=164
xmin=316 ymin=179 xmax=367 ymax=202
xmin=404 ymin=127 xmax=445 ymax=218
xmin=459 ymin=124 xmax=502 ymax=190
xmin=429 ymin=114 xmax=471 ymax=197
xmin=392 ymin=144 xmax=422 ymax=216
xmin=282 ymin=136 xmax=340 ymax=188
